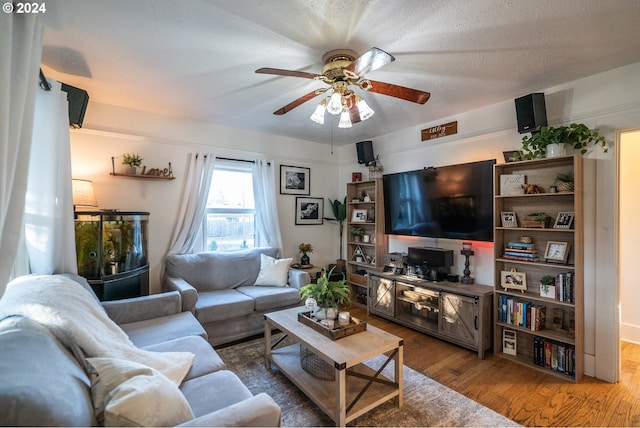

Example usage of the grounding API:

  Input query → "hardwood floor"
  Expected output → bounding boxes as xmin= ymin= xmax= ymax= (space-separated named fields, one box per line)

xmin=349 ymin=306 xmax=640 ymax=427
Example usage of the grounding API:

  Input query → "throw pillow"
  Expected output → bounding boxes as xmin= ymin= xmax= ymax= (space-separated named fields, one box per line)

xmin=253 ymin=253 xmax=292 ymax=287
xmin=86 ymin=357 xmax=194 ymax=427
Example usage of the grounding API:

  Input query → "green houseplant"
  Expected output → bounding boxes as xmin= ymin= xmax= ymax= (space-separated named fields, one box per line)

xmin=555 ymin=171 xmax=575 ymax=192
xmin=299 ymin=267 xmax=350 ymax=319
xmin=540 ymin=275 xmax=556 ymax=298
xmin=122 ymin=153 xmax=143 ymax=173
xmin=521 ymin=123 xmax=607 ymax=160
xmin=350 ymin=226 xmax=364 ymax=242
xmin=324 ymin=197 xmax=347 ymax=263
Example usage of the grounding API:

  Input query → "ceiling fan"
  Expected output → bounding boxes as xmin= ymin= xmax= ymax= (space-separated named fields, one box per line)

xmin=255 ymin=47 xmax=430 ymax=128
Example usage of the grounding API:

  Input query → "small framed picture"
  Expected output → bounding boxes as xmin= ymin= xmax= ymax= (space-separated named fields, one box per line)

xmin=545 ymin=241 xmax=570 ymax=264
xmin=503 ymin=329 xmax=517 ymax=355
xmin=501 ymin=212 xmax=518 ymax=228
xmin=351 ymin=209 xmax=368 ymax=222
xmin=553 ymin=212 xmax=574 ymax=229
xmin=503 ymin=150 xmax=522 ymax=163
xmin=295 ymin=197 xmax=323 ymax=225
xmin=280 ymin=165 xmax=310 ymax=195
xmin=500 ymin=270 xmax=527 ymax=292
xmin=351 ymin=172 xmax=363 ymax=182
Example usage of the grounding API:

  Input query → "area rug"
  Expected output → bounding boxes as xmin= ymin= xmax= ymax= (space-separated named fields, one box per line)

xmin=216 ymin=336 xmax=519 ymax=427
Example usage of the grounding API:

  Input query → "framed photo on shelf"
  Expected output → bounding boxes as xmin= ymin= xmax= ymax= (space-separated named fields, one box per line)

xmin=503 ymin=150 xmax=522 ymax=163
xmin=351 ymin=209 xmax=368 ymax=222
xmin=295 ymin=197 xmax=323 ymax=225
xmin=544 ymin=241 xmax=570 ymax=263
xmin=553 ymin=212 xmax=574 ymax=229
xmin=503 ymin=329 xmax=517 ymax=355
xmin=500 ymin=269 xmax=527 ymax=292
xmin=501 ymin=211 xmax=518 ymax=228
xmin=280 ymin=165 xmax=310 ymax=195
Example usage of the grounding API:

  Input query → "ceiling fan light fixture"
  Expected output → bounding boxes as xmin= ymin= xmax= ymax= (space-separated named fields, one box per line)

xmin=356 ymin=97 xmax=375 ymax=121
xmin=326 ymin=91 xmax=343 ymax=115
xmin=310 ymin=100 xmax=326 ymax=124
xmin=338 ymin=110 xmax=352 ymax=128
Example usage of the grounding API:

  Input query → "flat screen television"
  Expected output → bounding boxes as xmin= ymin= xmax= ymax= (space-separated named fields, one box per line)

xmin=383 ymin=159 xmax=495 ymax=242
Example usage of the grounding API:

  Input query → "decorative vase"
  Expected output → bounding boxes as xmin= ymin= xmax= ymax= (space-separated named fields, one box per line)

xmin=546 ymin=143 xmax=566 ymax=158
xmin=301 ymin=253 xmax=310 ymax=265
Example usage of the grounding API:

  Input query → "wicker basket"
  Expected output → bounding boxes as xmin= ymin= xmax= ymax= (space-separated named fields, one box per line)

xmin=300 ymin=345 xmax=334 ymax=381
xmin=557 ymin=182 xmax=574 ymax=192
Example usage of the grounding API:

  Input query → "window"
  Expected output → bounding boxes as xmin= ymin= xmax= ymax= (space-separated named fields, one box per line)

xmin=203 ymin=161 xmax=255 ymax=251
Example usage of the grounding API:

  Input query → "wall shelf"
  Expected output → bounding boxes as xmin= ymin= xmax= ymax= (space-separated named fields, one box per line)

xmin=109 ymin=172 xmax=175 ymax=180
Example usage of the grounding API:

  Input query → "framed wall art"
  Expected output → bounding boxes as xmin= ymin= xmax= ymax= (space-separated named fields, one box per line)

xmin=295 ymin=197 xmax=323 ymax=225
xmin=280 ymin=165 xmax=310 ymax=195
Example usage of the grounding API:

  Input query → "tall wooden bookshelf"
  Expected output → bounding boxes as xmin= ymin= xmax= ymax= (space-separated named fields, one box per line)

xmin=493 ymin=155 xmax=583 ymax=382
xmin=345 ymin=179 xmax=388 ymax=308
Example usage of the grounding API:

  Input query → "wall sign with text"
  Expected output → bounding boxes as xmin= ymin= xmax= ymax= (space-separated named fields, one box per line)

xmin=421 ymin=121 xmax=458 ymax=141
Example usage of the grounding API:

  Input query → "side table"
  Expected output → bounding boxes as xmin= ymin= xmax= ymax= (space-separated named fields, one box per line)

xmin=293 ymin=265 xmax=323 ymax=283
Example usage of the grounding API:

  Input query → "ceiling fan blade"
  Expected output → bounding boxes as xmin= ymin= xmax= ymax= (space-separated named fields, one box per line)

xmin=255 ymin=67 xmax=319 ymax=80
xmin=345 ymin=47 xmax=395 ymax=77
xmin=367 ymin=80 xmax=431 ymax=104
xmin=273 ymin=90 xmax=323 ymax=115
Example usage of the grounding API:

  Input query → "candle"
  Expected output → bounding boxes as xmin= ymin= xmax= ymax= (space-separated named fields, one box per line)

xmin=338 ymin=311 xmax=350 ymax=325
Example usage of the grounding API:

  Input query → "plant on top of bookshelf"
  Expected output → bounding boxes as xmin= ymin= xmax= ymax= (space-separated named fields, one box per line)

xmin=520 ymin=123 xmax=608 ymax=159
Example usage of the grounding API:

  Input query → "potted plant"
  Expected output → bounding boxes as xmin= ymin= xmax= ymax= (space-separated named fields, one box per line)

xmin=555 ymin=171 xmax=574 ymax=192
xmin=324 ymin=196 xmax=347 ymax=265
xmin=350 ymin=226 xmax=364 ymax=242
xmin=122 ymin=153 xmax=143 ymax=174
xmin=521 ymin=123 xmax=608 ymax=160
xmin=298 ymin=242 xmax=313 ymax=265
xmin=540 ymin=275 xmax=556 ymax=299
xmin=299 ymin=267 xmax=351 ymax=320
xmin=522 ymin=212 xmax=550 ymax=228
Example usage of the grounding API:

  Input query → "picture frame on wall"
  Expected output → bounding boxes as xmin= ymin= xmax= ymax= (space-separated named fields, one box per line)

xmin=295 ymin=197 xmax=323 ymax=225
xmin=280 ymin=165 xmax=310 ymax=195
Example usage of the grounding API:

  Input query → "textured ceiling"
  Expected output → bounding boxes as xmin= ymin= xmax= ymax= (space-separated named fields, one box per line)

xmin=40 ymin=0 xmax=640 ymax=145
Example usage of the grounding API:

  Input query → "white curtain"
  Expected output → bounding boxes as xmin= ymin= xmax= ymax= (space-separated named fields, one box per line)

xmin=167 ymin=153 xmax=215 ymax=255
xmin=252 ymin=159 xmax=283 ymax=252
xmin=24 ymin=80 xmax=76 ymax=274
xmin=0 ymin=14 xmax=43 ymax=293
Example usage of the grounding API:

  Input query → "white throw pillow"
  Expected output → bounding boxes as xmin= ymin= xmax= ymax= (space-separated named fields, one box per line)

xmin=254 ymin=253 xmax=292 ymax=287
xmin=86 ymin=357 xmax=194 ymax=427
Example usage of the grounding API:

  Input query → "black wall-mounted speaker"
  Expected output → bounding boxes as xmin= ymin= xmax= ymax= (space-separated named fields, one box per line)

xmin=61 ymin=83 xmax=89 ymax=129
xmin=515 ymin=93 xmax=547 ymax=134
xmin=356 ymin=140 xmax=374 ymax=165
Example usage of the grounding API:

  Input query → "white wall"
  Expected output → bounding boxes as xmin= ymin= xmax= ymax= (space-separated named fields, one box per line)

xmin=70 ymin=103 xmax=342 ymax=293
xmin=71 ymin=60 xmax=640 ymax=382
xmin=619 ymin=129 xmax=640 ymax=344
xmin=337 ymin=61 xmax=640 ymax=382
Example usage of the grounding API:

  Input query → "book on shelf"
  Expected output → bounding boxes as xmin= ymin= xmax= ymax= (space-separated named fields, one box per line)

xmin=502 ymin=254 xmax=540 ymax=262
xmin=532 ymin=336 xmax=575 ymax=376
xmin=555 ymin=272 xmax=575 ymax=303
xmin=506 ymin=241 xmax=535 ymax=250
xmin=498 ymin=296 xmax=545 ymax=330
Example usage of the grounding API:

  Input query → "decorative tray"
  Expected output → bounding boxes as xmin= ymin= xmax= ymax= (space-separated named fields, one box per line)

xmin=297 ymin=311 xmax=367 ymax=340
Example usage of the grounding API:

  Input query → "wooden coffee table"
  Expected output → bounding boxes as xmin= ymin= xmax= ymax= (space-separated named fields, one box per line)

xmin=264 ymin=307 xmax=403 ymax=426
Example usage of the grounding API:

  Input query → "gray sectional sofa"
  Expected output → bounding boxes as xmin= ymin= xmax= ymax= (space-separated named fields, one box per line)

xmin=164 ymin=247 xmax=310 ymax=346
xmin=0 ymin=274 xmax=281 ymax=427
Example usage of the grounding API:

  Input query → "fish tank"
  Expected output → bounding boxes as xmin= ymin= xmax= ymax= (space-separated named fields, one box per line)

xmin=74 ymin=211 xmax=149 ymax=300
